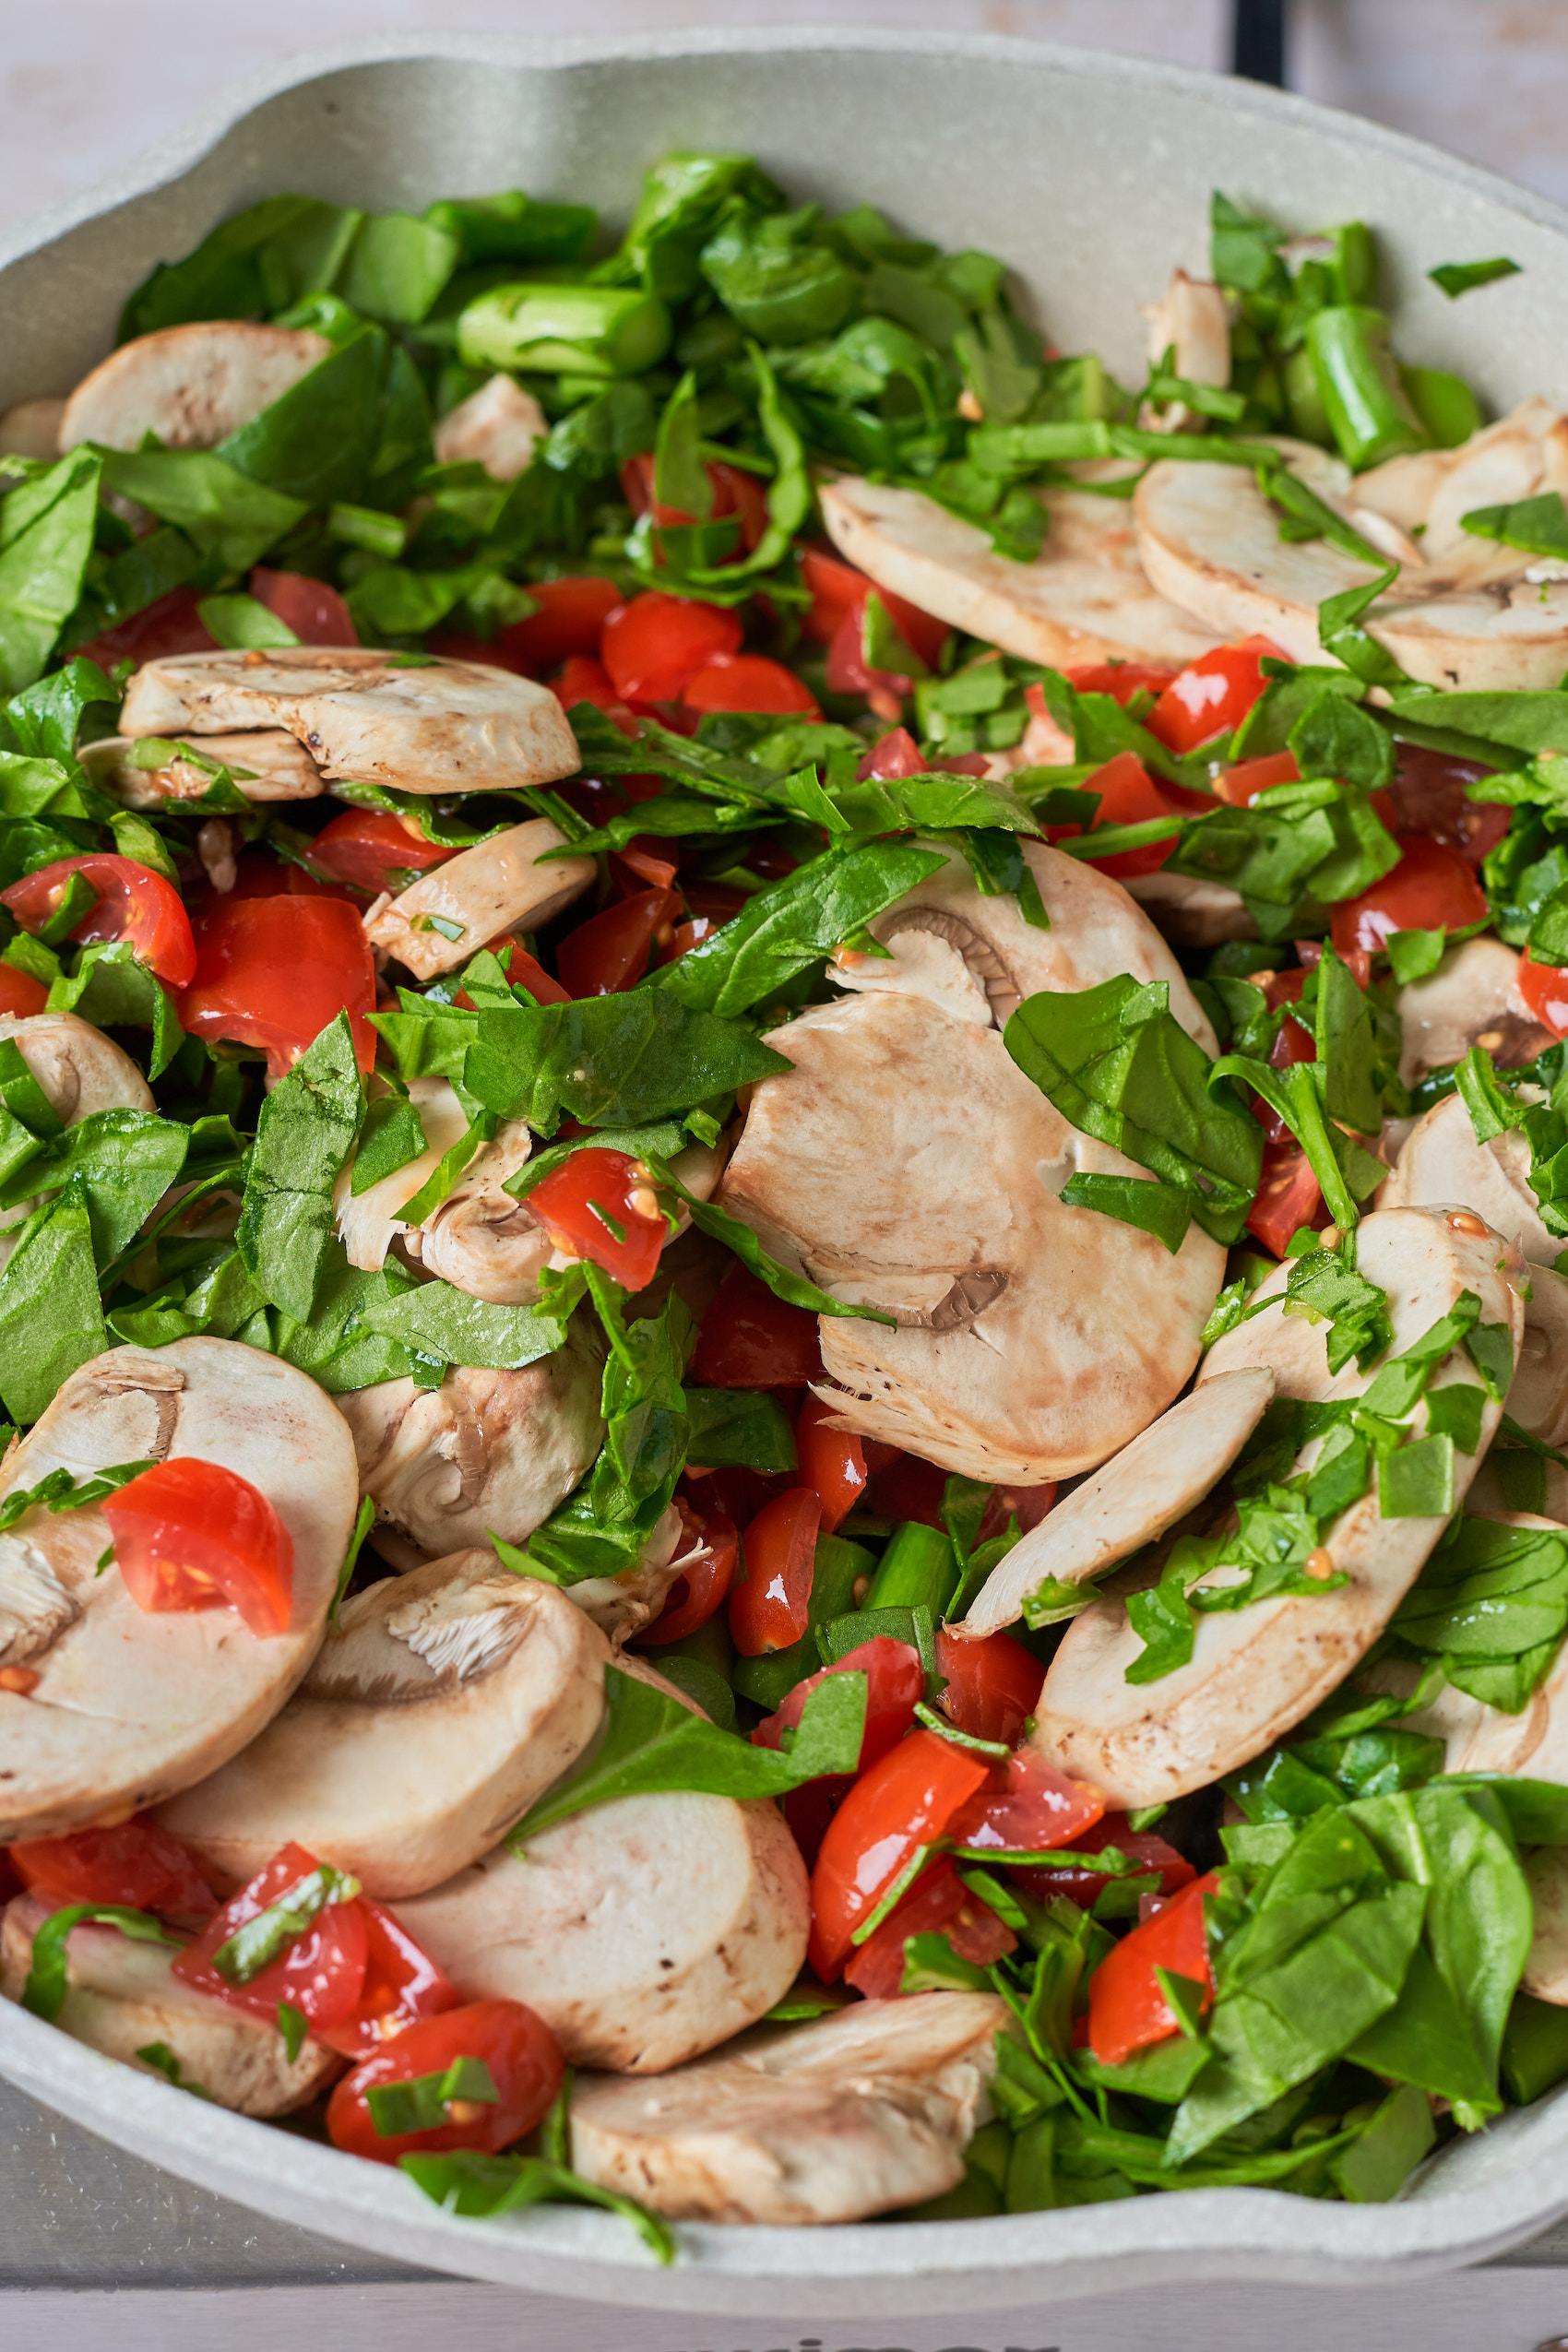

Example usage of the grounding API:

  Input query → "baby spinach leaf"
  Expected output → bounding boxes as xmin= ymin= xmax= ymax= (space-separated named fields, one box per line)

xmin=1392 ymin=1515 xmax=1568 ymax=1710
xmin=1461 ymin=491 xmax=1568 ymax=560
xmin=100 ymin=450 xmax=306 ymax=576
xmin=0 ymin=451 xmax=102 ymax=695
xmin=361 ymin=1276 xmax=568 ymax=1372
xmin=0 ymin=1179 xmax=107 ymax=1424
xmin=236 ymin=1013 xmax=364 ymax=1324
xmin=0 ymin=1109 xmax=188 ymax=1261
xmin=1429 ymin=255 xmax=1522 ymax=299
xmin=216 ymin=328 xmax=391 ymax=509
xmin=350 ymin=1093 xmax=428 ymax=1195
xmin=684 ymin=1386 xmax=798 ymax=1472
xmin=398 ymin=2147 xmax=674 ymax=2264
xmin=467 ymin=993 xmax=788 ymax=1133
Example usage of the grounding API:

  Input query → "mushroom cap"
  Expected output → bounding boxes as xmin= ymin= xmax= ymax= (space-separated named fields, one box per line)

xmin=392 ymin=1784 xmax=810 ymax=2073
xmin=1035 ymin=1207 xmax=1522 ymax=1808
xmin=57 ymin=322 xmax=331 ymax=454
xmin=958 ymin=1366 xmax=1276 ymax=1637
xmin=334 ymin=1075 xmax=473 ymax=1276
xmin=0 ymin=1338 xmax=359 ymax=1840
xmin=433 ymin=374 xmax=549 ymax=482
xmin=410 ymin=1123 xmax=549 ymax=1304
xmin=362 ymin=817 xmax=594 ymax=980
xmin=719 ymin=987 xmax=1226 ymax=1482
xmin=1396 ymin=936 xmax=1550 ymax=1090
xmin=1124 ymin=868 xmax=1255 ymax=948
xmin=156 ymin=1551 xmax=612 ymax=1900
xmin=818 ymin=474 xmax=1223 ymax=670
xmin=0 ymin=1894 xmax=343 ymax=2114
xmin=335 ymin=1330 xmax=606 ymax=1562
xmin=80 ymin=731 xmax=325 ymax=808
xmin=569 ymin=1991 xmax=1011 ymax=2224
xmin=1381 ymin=1091 xmax=1559 ymax=1264
xmin=1510 ymin=1266 xmax=1568 ymax=1450
xmin=118 ymin=647 xmax=579 ymax=797
xmin=0 ymin=1011 xmax=155 ymax=1123
xmin=1525 ymin=1847 xmax=1568 ymax=2006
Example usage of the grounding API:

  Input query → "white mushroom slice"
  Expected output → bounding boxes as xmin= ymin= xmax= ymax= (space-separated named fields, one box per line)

xmin=1381 ymin=1091 xmax=1559 ymax=1265
xmin=1510 ymin=1266 xmax=1568 ymax=1450
xmin=831 ymin=840 xmax=1218 ymax=1050
xmin=0 ymin=399 xmax=65 ymax=461
xmin=0 ymin=1895 xmax=341 ymax=2116
xmin=157 ymin=1551 xmax=612 ymax=1900
xmin=1134 ymin=408 xmax=1568 ymax=692
xmin=1389 ymin=1517 xmax=1568 ymax=1786
xmin=958 ymin=1367 xmax=1275 ymax=1637
xmin=1396 ymin=936 xmax=1551 ymax=1090
xmin=569 ymin=1992 xmax=1012 ymax=2224
xmin=818 ymin=475 xmax=1223 ymax=670
xmin=0 ymin=1338 xmax=358 ymax=1839
xmin=562 ymin=1501 xmax=687 ymax=1645
xmin=434 ymin=374 xmax=549 ymax=481
xmin=1141 ymin=269 xmax=1230 ymax=433
xmin=334 ymin=1075 xmax=473 ymax=1275
xmin=1525 ymin=1849 xmax=1568 ymax=2006
xmin=336 ymin=1331 xmax=605 ymax=1562
xmin=118 ymin=648 xmax=578 ymax=798
xmin=393 ymin=1790 xmax=809 ymax=2073
xmin=362 ymin=818 xmax=594 ymax=980
xmin=410 ymin=1122 xmax=546 ymax=1301
xmin=719 ymin=988 xmax=1225 ymax=1483
xmin=56 ymin=322 xmax=331 ymax=454
xmin=1035 ymin=1206 xmax=1521 ymax=1808
xmin=80 ymin=731 xmax=325 ymax=807
xmin=1124 ymin=869 xmax=1254 ymax=948
xmin=0 ymin=1012 xmax=156 ymax=1264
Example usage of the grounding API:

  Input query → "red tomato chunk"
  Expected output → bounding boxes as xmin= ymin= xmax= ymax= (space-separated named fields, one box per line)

xmin=104 ymin=1459 xmax=294 ymax=1637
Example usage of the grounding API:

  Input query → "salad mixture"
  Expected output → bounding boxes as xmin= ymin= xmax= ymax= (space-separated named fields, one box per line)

xmin=5 ymin=155 xmax=1568 ymax=2247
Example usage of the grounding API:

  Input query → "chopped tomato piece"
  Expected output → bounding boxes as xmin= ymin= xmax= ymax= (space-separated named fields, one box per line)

xmin=0 ymin=964 xmax=47 ymax=1017
xmin=1064 ymin=660 xmax=1179 ymax=706
xmin=556 ymin=887 xmax=678 ymax=996
xmin=856 ymin=726 xmax=925 ymax=780
xmin=754 ymin=1635 xmax=924 ymax=1772
xmin=946 ymin=1747 xmax=1105 ymax=1857
xmin=730 ymin=1489 xmax=822 ymax=1656
xmin=11 ymin=1817 xmax=214 ymax=1918
xmin=794 ymin=1394 xmax=867 ymax=1534
xmin=249 ymin=568 xmax=357 ymax=647
xmin=1214 ymin=749 xmax=1299 ymax=806
xmin=808 ymin=1728 xmax=993 ymax=1979
xmin=800 ymin=543 xmax=869 ymax=645
xmin=316 ymin=1902 xmax=460 ymax=2059
xmin=692 ymin=1263 xmax=823 ymax=1388
xmin=842 ymin=1854 xmax=1016 ymax=2000
xmin=483 ymin=940 xmax=571 ymax=1005
xmin=1053 ymin=750 xmax=1182 ymax=879
xmin=327 ymin=1998 xmax=564 ymax=2164
xmin=1015 ymin=1813 xmax=1195 ymax=1913
xmin=73 ymin=587 xmax=216 ymax=672
xmin=621 ymin=453 xmax=770 ymax=557
xmin=176 ymin=896 xmax=377 ymax=1078
xmin=1146 ymin=637 xmax=1283 ymax=753
xmin=601 ymin=592 xmax=743 ymax=705
xmin=1329 ymin=834 xmax=1488 ymax=960
xmin=1246 ymin=1137 xmax=1324 ymax=1257
xmin=977 ymin=1479 xmax=1059 ymax=1545
xmin=307 ymin=811 xmax=452 ymax=896
xmin=552 ymin=653 xmax=639 ymax=736
xmin=105 ymin=1458 xmax=295 ymax=1637
xmin=611 ymin=843 xmax=679 ymax=897
xmin=682 ymin=653 xmax=819 ymax=717
xmin=1 ymin=854 xmax=197 ymax=988
xmin=173 ymin=1843 xmax=371 ymax=2030
xmin=528 ymin=1145 xmax=670 ymax=1289
xmin=1518 ymin=952 xmax=1568 ymax=1039
xmin=932 ymin=1624 xmax=1045 ymax=1749
xmin=1388 ymin=743 xmax=1511 ymax=868
xmin=1087 ymin=1871 xmax=1218 ymax=2066
xmin=636 ymin=1495 xmax=740 ymax=1646
xmin=865 ymin=1447 xmax=949 ymax=1531
xmin=497 ymin=576 xmax=624 ymax=672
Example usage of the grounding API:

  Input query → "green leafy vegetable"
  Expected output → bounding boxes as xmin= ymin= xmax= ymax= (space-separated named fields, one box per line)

xmin=236 ymin=1014 xmax=364 ymax=1323
xmin=23 ymin=1906 xmax=177 ymax=2023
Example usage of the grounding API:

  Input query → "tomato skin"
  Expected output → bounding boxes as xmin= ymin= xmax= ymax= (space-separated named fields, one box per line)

xmin=172 ymin=1844 xmax=370 ymax=2029
xmin=1146 ymin=638 xmax=1282 ymax=753
xmin=105 ymin=1458 xmax=295 ymax=1637
xmin=730 ymin=1489 xmax=822 ymax=1656
xmin=11 ymin=1817 xmax=214 ymax=1918
xmin=754 ymin=1636 xmax=924 ymax=1773
xmin=932 ymin=1624 xmax=1045 ymax=1748
xmin=249 ymin=568 xmax=357 ymax=647
xmin=682 ymin=654 xmax=820 ymax=718
xmin=692 ymin=1263 xmax=824 ymax=1388
xmin=809 ymin=1728 xmax=993 ymax=1979
xmin=794 ymin=1394 xmax=867 ymax=1534
xmin=74 ymin=587 xmax=217 ymax=672
xmin=497 ymin=576 xmax=624 ymax=672
xmin=1330 ymin=834 xmax=1489 ymax=960
xmin=1388 ymin=742 xmax=1510 ymax=868
xmin=945 ymin=1747 xmax=1105 ymax=1858
xmin=317 ymin=1902 xmax=460 ymax=2058
xmin=1518 ymin=952 xmax=1568 ymax=1039
xmin=0 ymin=964 xmax=48 ymax=1017
xmin=527 ymin=1145 xmax=670 ymax=1289
xmin=483 ymin=941 xmax=571 ymax=1006
xmin=1015 ymin=1813 xmax=1194 ymax=1913
xmin=636 ymin=1497 xmax=740 ymax=1645
xmin=601 ymin=593 xmax=743 ymax=705
xmin=802 ymin=546 xmax=950 ymax=683
xmin=1 ymin=854 xmax=196 ymax=987
xmin=556 ymin=888 xmax=677 ymax=996
xmin=551 ymin=652 xmax=639 ymax=737
xmin=621 ymin=454 xmax=769 ymax=559
xmin=327 ymin=1998 xmax=565 ymax=2164
xmin=177 ymin=896 xmax=377 ymax=1079
xmin=308 ymin=811 xmax=452 ymax=896
xmin=1062 ymin=751 xmax=1182 ymax=878
xmin=1064 ymin=660 xmax=1179 ymax=707
xmin=842 ymin=1855 xmax=1017 ymax=2001
xmin=1246 ymin=1137 xmax=1324 ymax=1258
xmin=1087 ymin=1872 xmax=1218 ymax=2066
xmin=1214 ymin=750 xmax=1299 ymax=806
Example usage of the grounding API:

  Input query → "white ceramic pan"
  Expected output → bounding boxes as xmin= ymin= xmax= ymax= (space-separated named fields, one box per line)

xmin=4 ymin=26 xmax=1568 ymax=2319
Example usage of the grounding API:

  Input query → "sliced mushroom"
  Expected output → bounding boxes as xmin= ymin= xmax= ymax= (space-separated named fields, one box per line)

xmin=56 ymin=322 xmax=331 ymax=455
xmin=958 ymin=1367 xmax=1275 ymax=1638
xmin=1135 ymin=406 xmax=1568 ymax=691
xmin=1390 ymin=1515 xmax=1568 ymax=1783
xmin=0 ymin=1338 xmax=359 ymax=1839
xmin=719 ymin=986 xmax=1225 ymax=1483
xmin=0 ymin=1013 xmax=159 ymax=1269
xmin=1524 ymin=1848 xmax=1568 ymax=2006
xmin=434 ymin=375 xmax=549 ymax=481
xmin=0 ymin=399 xmax=65 ymax=461
xmin=1509 ymin=1265 xmax=1568 ymax=1450
xmin=1396 ymin=936 xmax=1551 ymax=1089
xmin=362 ymin=818 xmax=594 ymax=980
xmin=118 ymin=648 xmax=578 ymax=798
xmin=157 ymin=1551 xmax=612 ymax=1899
xmin=831 ymin=840 xmax=1218 ymax=1049
xmin=333 ymin=1075 xmax=474 ymax=1275
xmin=0 ymin=1895 xmax=342 ymax=2115
xmin=1381 ymin=1091 xmax=1560 ymax=1264
xmin=1123 ymin=869 xmax=1255 ymax=948
xmin=335 ymin=1329 xmax=606 ymax=1564
xmin=80 ymin=731 xmax=325 ymax=807
xmin=409 ymin=1123 xmax=547 ymax=1301
xmin=393 ymin=1778 xmax=809 ymax=2072
xmin=1141 ymin=270 xmax=1231 ymax=433
xmin=560 ymin=1501 xmax=688 ymax=1645
xmin=818 ymin=474 xmax=1223 ymax=670
xmin=569 ymin=1991 xmax=1012 ymax=2224
xmin=1034 ymin=1206 xmax=1522 ymax=1808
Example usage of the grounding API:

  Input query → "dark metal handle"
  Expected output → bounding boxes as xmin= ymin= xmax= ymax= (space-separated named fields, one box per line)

xmin=1231 ymin=0 xmax=1288 ymax=86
